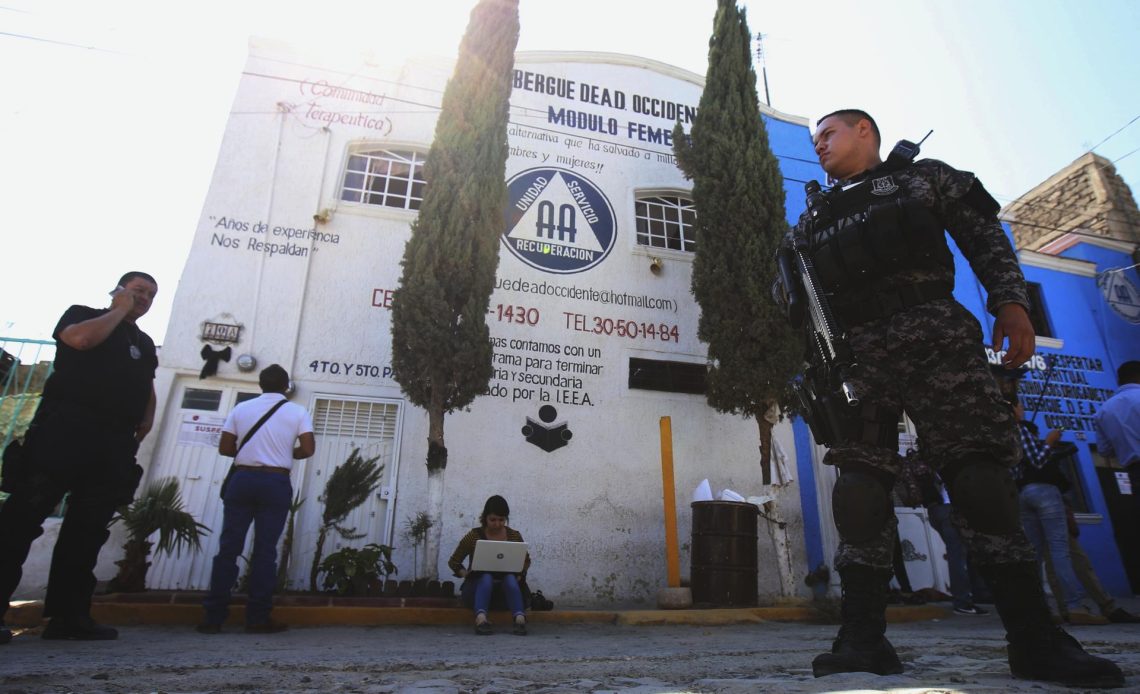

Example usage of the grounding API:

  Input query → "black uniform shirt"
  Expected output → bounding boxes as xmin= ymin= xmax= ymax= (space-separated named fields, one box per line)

xmin=40 ymin=305 xmax=158 ymax=429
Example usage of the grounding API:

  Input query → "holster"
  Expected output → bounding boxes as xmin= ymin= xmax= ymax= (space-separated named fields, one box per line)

xmin=1 ymin=437 xmax=26 ymax=493
xmin=795 ymin=370 xmax=898 ymax=449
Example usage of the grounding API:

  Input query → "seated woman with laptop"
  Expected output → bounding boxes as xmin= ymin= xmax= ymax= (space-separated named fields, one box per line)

xmin=447 ymin=495 xmax=530 ymax=635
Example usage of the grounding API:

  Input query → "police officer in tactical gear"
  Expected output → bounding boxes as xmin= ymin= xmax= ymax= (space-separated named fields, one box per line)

xmin=790 ymin=110 xmax=1122 ymax=688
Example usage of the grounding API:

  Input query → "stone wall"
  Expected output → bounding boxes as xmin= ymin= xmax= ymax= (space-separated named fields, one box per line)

xmin=1001 ymin=153 xmax=1140 ymax=251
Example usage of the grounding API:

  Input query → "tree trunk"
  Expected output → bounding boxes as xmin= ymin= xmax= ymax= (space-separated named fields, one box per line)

xmin=756 ymin=414 xmax=796 ymax=596
xmin=423 ymin=404 xmax=447 ymax=581
xmin=108 ymin=538 xmax=152 ymax=593
xmin=756 ymin=415 xmax=773 ymax=486
xmin=423 ymin=469 xmax=446 ymax=580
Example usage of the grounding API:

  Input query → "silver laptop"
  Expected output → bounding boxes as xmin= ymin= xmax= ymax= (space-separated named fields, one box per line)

xmin=470 ymin=540 xmax=529 ymax=573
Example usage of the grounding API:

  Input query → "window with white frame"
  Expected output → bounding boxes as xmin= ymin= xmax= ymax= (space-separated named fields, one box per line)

xmin=635 ymin=194 xmax=696 ymax=252
xmin=340 ymin=149 xmax=427 ymax=210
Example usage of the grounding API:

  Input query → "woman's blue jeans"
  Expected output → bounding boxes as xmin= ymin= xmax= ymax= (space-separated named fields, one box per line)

xmin=1019 ymin=482 xmax=1086 ymax=608
xmin=466 ymin=572 xmax=524 ymax=618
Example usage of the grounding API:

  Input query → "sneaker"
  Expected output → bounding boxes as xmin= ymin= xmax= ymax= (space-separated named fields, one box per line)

xmin=1107 ymin=607 xmax=1140 ymax=624
xmin=512 ymin=617 xmax=528 ymax=636
xmin=474 ymin=620 xmax=493 ymax=636
xmin=42 ymin=616 xmax=118 ymax=641
xmin=195 ymin=623 xmax=222 ymax=634
xmin=0 ymin=623 xmax=11 ymax=645
xmin=244 ymin=621 xmax=288 ymax=634
xmin=954 ymin=604 xmax=989 ymax=615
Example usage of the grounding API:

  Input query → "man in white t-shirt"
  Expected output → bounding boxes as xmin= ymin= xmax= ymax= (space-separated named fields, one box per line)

xmin=197 ymin=364 xmax=314 ymax=634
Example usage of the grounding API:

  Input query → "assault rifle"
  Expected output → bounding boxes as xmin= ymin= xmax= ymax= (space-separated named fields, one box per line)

xmin=774 ymin=180 xmax=859 ymax=446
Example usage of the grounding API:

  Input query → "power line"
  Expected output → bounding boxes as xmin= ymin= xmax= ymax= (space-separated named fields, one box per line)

xmin=1112 ymin=146 xmax=1140 ymax=165
xmin=996 ymin=113 xmax=1140 ymax=223
xmin=0 ymin=30 xmax=122 ymax=54
xmin=1006 ymin=217 xmax=1139 ymax=240
xmin=996 ymin=193 xmax=1140 ymax=231
xmin=1086 ymin=113 xmax=1140 ymax=155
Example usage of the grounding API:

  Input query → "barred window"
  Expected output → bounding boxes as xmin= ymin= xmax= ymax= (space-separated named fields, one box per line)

xmin=635 ymin=195 xmax=696 ymax=252
xmin=340 ymin=149 xmax=427 ymax=210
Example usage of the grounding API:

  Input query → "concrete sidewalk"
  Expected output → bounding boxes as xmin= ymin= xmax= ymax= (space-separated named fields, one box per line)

xmin=6 ymin=593 xmax=950 ymax=628
xmin=5 ymin=609 xmax=1137 ymax=693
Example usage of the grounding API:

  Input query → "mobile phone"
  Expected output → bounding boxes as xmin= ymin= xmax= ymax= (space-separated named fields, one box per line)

xmin=109 ymin=285 xmax=125 ymax=297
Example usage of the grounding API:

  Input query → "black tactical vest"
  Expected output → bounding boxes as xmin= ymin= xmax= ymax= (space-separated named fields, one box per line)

xmin=807 ymin=170 xmax=951 ymax=295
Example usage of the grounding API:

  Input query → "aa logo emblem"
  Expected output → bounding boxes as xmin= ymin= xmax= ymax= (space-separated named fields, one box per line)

xmin=1098 ymin=269 xmax=1140 ymax=325
xmin=502 ymin=168 xmax=616 ymax=274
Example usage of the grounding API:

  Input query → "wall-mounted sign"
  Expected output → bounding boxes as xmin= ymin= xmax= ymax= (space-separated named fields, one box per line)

xmin=177 ymin=413 xmax=225 ymax=448
xmin=502 ymin=168 xmax=616 ymax=274
xmin=1098 ymin=269 xmax=1140 ymax=325
xmin=201 ymin=321 xmax=242 ymax=344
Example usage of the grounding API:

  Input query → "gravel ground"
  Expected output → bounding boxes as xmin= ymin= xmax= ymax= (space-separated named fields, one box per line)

xmin=3 ymin=614 xmax=1140 ymax=693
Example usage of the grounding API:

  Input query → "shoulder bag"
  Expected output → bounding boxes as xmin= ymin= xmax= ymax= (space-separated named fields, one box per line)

xmin=218 ymin=399 xmax=288 ymax=499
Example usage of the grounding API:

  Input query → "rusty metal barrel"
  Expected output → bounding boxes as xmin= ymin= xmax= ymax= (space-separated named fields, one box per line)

xmin=690 ymin=500 xmax=758 ymax=607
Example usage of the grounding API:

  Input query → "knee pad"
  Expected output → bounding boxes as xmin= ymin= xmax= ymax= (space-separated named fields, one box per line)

xmin=832 ymin=468 xmax=893 ymax=544
xmin=943 ymin=460 xmax=1020 ymax=535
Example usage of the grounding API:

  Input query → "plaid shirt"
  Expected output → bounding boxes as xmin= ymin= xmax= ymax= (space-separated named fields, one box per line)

xmin=1014 ymin=420 xmax=1052 ymax=481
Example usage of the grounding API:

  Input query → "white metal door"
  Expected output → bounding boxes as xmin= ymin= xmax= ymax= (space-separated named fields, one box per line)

xmin=287 ymin=396 xmax=403 ymax=592
xmin=147 ymin=381 xmax=259 ymax=590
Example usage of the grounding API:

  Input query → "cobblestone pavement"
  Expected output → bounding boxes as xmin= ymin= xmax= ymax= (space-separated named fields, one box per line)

xmin=3 ymin=615 xmax=1139 ymax=693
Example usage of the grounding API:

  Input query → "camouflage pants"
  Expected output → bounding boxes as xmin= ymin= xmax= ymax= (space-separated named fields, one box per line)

xmin=826 ymin=299 xmax=1036 ymax=570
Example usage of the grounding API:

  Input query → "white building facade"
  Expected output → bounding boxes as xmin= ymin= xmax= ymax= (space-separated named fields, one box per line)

xmin=126 ymin=41 xmax=818 ymax=607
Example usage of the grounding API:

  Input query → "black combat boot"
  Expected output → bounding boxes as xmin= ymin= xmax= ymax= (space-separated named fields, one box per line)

xmin=812 ymin=565 xmax=903 ymax=677
xmin=981 ymin=562 xmax=1124 ymax=688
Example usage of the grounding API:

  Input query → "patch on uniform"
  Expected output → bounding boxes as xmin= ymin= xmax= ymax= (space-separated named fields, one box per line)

xmin=870 ymin=175 xmax=899 ymax=196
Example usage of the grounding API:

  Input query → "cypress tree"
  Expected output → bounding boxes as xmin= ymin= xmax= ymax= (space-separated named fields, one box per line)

xmin=390 ymin=0 xmax=520 ymax=578
xmin=672 ymin=0 xmax=800 ymax=484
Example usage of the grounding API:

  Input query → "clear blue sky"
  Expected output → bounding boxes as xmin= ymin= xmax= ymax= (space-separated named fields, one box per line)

xmin=1 ymin=0 xmax=1137 ymax=343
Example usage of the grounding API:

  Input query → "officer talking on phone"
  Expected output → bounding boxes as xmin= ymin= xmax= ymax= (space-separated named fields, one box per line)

xmin=0 ymin=271 xmax=158 ymax=644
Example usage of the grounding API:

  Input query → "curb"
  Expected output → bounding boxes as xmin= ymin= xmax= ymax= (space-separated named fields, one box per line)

xmin=6 ymin=600 xmax=950 ymax=629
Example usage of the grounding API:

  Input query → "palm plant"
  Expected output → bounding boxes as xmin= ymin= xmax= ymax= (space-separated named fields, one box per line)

xmin=308 ymin=447 xmax=385 ymax=591
xmin=109 ymin=477 xmax=209 ymax=593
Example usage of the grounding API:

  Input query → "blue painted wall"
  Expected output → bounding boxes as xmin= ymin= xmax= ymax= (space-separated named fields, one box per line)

xmin=1010 ymin=246 xmax=1140 ymax=595
xmin=1055 ymin=243 xmax=1140 ymax=374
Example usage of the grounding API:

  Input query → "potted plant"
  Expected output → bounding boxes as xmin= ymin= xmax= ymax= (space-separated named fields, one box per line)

xmin=318 ymin=543 xmax=397 ymax=596
xmin=108 ymin=477 xmax=209 ymax=593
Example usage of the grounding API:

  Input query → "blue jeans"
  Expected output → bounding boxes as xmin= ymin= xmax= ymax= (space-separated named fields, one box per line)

xmin=203 ymin=470 xmax=291 ymax=625
xmin=927 ymin=503 xmax=972 ymax=609
xmin=465 ymin=572 xmax=524 ymax=618
xmin=1019 ymin=482 xmax=1085 ymax=608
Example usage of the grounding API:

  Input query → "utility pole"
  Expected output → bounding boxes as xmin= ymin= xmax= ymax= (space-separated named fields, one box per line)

xmin=755 ymin=32 xmax=771 ymax=108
